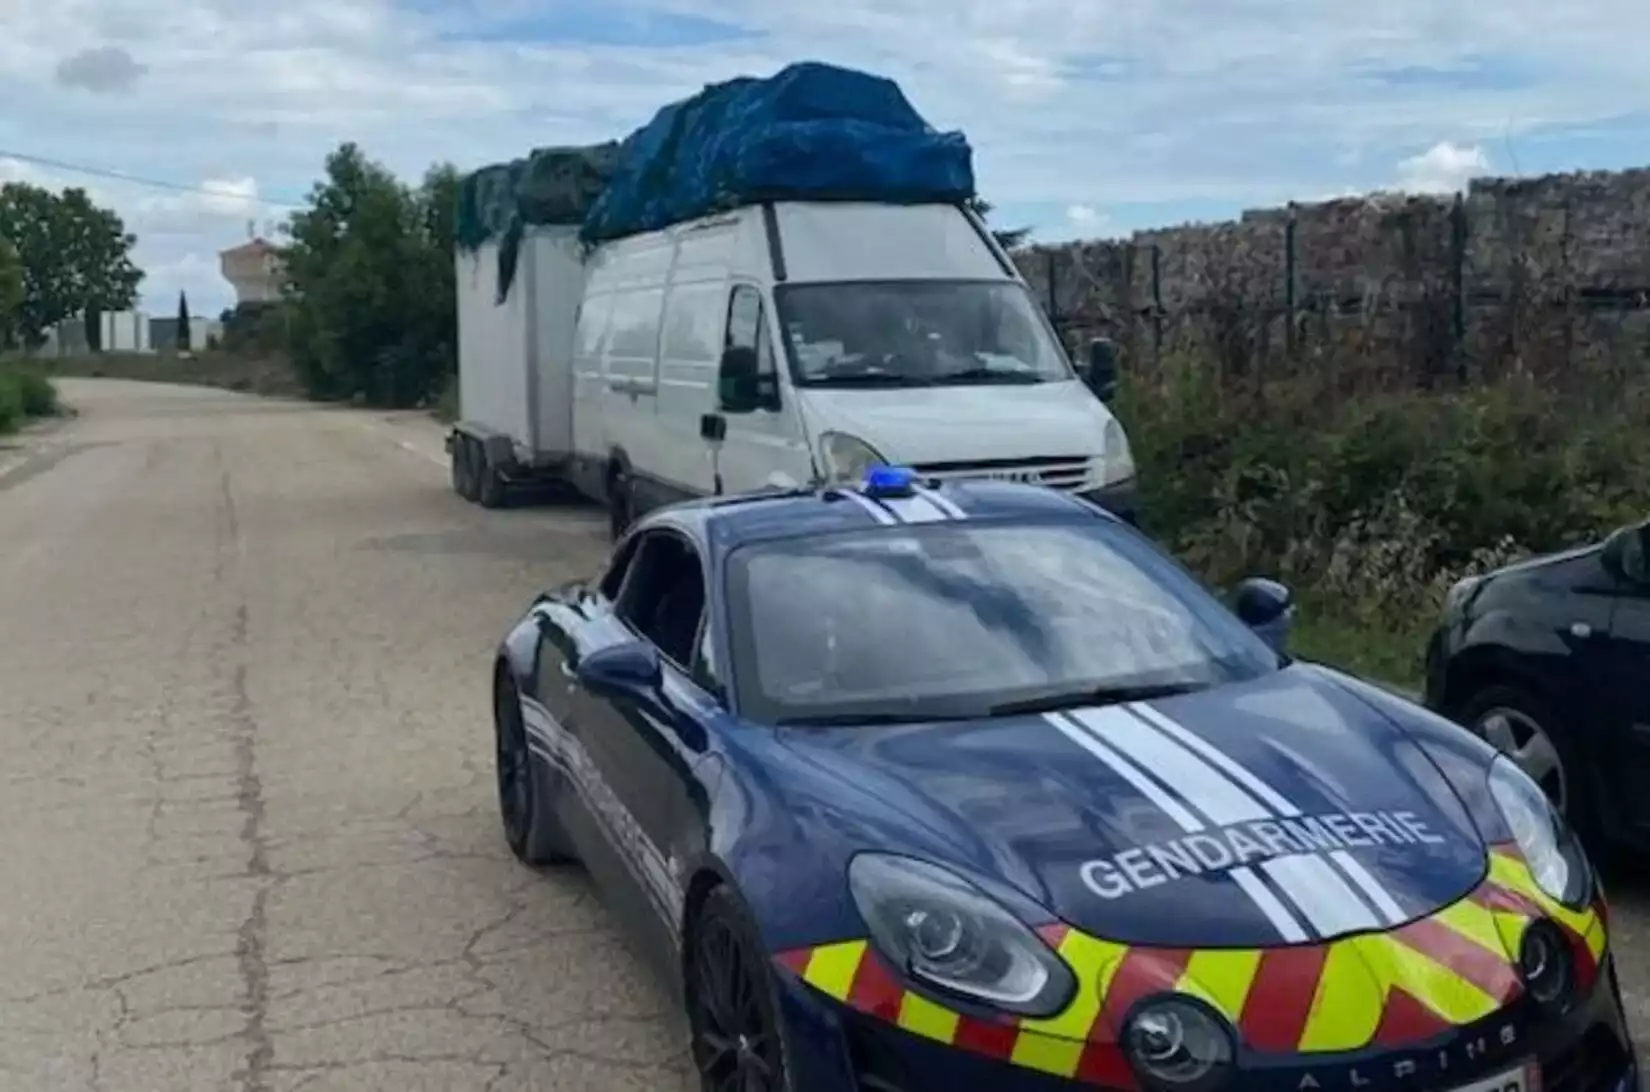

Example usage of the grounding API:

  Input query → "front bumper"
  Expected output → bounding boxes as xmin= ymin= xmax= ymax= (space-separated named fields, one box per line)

xmin=776 ymin=954 xmax=1638 ymax=1092
xmin=1079 ymin=476 xmax=1138 ymax=526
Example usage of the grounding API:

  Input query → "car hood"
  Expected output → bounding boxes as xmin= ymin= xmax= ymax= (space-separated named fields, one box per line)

xmin=796 ymin=379 xmax=1115 ymax=465
xmin=774 ymin=666 xmax=1489 ymax=948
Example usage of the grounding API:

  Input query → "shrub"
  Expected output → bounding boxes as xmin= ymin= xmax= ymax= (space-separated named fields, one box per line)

xmin=1119 ymin=367 xmax=1650 ymax=685
xmin=0 ymin=373 xmax=20 ymax=433
xmin=0 ymin=367 xmax=61 ymax=433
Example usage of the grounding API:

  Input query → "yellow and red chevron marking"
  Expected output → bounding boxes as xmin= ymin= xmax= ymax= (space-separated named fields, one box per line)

xmin=774 ymin=846 xmax=1606 ymax=1089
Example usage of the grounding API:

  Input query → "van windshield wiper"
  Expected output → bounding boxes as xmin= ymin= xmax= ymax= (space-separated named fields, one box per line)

xmin=990 ymin=682 xmax=1205 ymax=717
xmin=800 ymin=372 xmax=933 ymax=388
xmin=932 ymin=367 xmax=1045 ymax=385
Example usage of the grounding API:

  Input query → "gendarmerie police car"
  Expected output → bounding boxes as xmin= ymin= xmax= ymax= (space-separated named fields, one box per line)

xmin=489 ymin=466 xmax=1636 ymax=1092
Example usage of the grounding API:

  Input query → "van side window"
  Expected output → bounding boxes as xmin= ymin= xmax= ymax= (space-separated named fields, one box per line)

xmin=725 ymin=285 xmax=775 ymax=381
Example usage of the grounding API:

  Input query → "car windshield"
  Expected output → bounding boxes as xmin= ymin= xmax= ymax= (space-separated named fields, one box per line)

xmin=725 ymin=519 xmax=1281 ymax=725
xmin=774 ymin=280 xmax=1073 ymax=388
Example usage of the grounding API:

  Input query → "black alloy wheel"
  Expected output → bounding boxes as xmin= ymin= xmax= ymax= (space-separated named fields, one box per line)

xmin=686 ymin=888 xmax=790 ymax=1092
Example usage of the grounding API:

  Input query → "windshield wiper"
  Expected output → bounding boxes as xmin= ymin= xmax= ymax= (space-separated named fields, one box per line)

xmin=990 ymin=682 xmax=1205 ymax=717
xmin=802 ymin=372 xmax=932 ymax=388
xmin=931 ymin=367 xmax=1044 ymax=385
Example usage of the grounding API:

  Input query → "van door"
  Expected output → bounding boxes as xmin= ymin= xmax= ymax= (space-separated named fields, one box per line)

xmin=600 ymin=288 xmax=666 ymax=507
xmin=714 ymin=283 xmax=814 ymax=492
xmin=570 ymin=293 xmax=615 ymax=499
xmin=652 ymin=280 xmax=727 ymax=501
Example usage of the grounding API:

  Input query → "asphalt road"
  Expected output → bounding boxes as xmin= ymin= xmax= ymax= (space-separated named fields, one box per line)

xmin=0 ymin=379 xmax=1646 ymax=1091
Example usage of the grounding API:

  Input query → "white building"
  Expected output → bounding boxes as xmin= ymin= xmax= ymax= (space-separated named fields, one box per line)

xmin=99 ymin=310 xmax=152 ymax=353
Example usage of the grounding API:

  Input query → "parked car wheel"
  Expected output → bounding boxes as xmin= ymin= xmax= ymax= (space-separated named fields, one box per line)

xmin=1457 ymin=684 xmax=1599 ymax=842
xmin=493 ymin=668 xmax=575 ymax=866
xmin=684 ymin=885 xmax=792 ymax=1092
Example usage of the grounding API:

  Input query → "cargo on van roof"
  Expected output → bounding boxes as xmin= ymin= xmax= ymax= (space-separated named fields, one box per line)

xmin=454 ymin=60 xmax=976 ymax=299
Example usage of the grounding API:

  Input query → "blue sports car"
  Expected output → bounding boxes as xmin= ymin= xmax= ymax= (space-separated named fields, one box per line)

xmin=490 ymin=467 xmax=1635 ymax=1092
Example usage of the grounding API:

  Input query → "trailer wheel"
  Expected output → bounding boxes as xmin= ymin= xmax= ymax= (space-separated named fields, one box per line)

xmin=450 ymin=437 xmax=467 ymax=497
xmin=607 ymin=464 xmax=633 ymax=542
xmin=456 ymin=435 xmax=482 ymax=503
xmin=476 ymin=452 xmax=507 ymax=509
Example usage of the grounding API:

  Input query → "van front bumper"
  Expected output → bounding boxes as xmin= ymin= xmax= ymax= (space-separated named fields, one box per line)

xmin=1079 ymin=476 xmax=1138 ymax=525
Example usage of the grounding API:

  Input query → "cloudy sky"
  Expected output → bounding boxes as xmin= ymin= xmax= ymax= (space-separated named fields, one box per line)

xmin=3 ymin=0 xmax=1649 ymax=316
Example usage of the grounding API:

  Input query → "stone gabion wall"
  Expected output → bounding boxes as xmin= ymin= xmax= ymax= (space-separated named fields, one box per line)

xmin=1015 ymin=166 xmax=1650 ymax=389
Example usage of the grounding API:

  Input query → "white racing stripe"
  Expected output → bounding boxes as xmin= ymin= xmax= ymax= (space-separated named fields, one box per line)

xmin=835 ymin=489 xmax=899 ymax=524
xmin=913 ymin=485 xmax=967 ymax=520
xmin=1058 ymin=703 xmax=1409 ymax=940
xmin=880 ymin=493 xmax=954 ymax=523
xmin=1046 ymin=711 xmax=1310 ymax=942
xmin=1126 ymin=702 xmax=1408 ymax=927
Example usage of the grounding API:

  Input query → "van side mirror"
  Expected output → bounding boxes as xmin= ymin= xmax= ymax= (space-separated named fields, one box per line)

xmin=1234 ymin=577 xmax=1294 ymax=653
xmin=717 ymin=347 xmax=779 ymax=414
xmin=1082 ymin=338 xmax=1119 ymax=402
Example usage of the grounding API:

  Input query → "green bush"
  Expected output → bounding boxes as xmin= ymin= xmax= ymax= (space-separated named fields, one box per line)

xmin=1120 ymin=369 xmax=1650 ymax=687
xmin=0 ymin=367 xmax=60 ymax=433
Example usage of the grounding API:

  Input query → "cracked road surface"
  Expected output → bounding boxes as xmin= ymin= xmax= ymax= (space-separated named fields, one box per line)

xmin=0 ymin=381 xmax=688 ymax=1091
xmin=2 ymin=380 xmax=1648 ymax=1091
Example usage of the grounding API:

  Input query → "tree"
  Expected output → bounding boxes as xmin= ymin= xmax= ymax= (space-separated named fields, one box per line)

xmin=177 ymin=291 xmax=191 ymax=351
xmin=968 ymin=196 xmax=1032 ymax=251
xmin=281 ymin=143 xmax=458 ymax=407
xmin=0 ymin=238 xmax=22 ymax=348
xmin=0 ymin=182 xmax=143 ymax=348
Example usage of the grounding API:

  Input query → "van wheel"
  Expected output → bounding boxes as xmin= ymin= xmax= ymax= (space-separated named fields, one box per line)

xmin=607 ymin=466 xmax=633 ymax=541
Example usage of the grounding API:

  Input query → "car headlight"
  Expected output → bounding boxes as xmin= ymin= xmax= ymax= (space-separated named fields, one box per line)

xmin=1124 ymin=997 xmax=1235 ymax=1092
xmin=847 ymin=854 xmax=1075 ymax=1017
xmin=1443 ymin=575 xmax=1480 ymax=619
xmin=1101 ymin=418 xmax=1135 ymax=483
xmin=818 ymin=432 xmax=887 ymax=485
xmin=1488 ymin=755 xmax=1592 ymax=909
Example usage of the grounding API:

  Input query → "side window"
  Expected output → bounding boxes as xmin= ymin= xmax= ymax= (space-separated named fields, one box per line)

xmin=725 ymin=285 xmax=776 ymax=379
xmin=575 ymin=294 xmax=613 ymax=363
xmin=615 ymin=531 xmax=707 ymax=671
xmin=598 ymin=534 xmax=643 ymax=601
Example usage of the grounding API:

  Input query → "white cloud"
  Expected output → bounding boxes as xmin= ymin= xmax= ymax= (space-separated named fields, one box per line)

xmin=5 ymin=0 xmax=1650 ymax=312
xmin=1066 ymin=204 xmax=1105 ymax=227
xmin=1396 ymin=140 xmax=1492 ymax=194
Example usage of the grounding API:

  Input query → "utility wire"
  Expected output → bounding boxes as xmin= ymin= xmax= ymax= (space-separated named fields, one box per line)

xmin=0 ymin=147 xmax=306 ymax=209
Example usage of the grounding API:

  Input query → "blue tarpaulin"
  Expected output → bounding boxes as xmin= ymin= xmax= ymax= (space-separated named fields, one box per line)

xmin=578 ymin=61 xmax=975 ymax=244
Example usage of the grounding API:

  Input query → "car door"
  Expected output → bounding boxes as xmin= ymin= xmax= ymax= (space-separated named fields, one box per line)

xmin=568 ymin=526 xmax=721 ymax=964
xmin=1602 ymin=524 xmax=1650 ymax=825
xmin=716 ymin=282 xmax=815 ymax=491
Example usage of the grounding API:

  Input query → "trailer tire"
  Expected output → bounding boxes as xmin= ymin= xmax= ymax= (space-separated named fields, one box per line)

xmin=457 ymin=435 xmax=483 ymax=503
xmin=606 ymin=463 xmax=633 ymax=542
xmin=450 ymin=438 xmax=467 ymax=497
xmin=477 ymin=453 xmax=507 ymax=509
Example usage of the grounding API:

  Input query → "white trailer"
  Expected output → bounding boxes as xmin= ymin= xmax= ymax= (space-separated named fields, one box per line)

xmin=446 ymin=226 xmax=586 ymax=507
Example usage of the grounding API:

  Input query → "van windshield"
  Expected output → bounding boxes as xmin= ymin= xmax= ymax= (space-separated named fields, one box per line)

xmin=774 ymin=280 xmax=1075 ymax=388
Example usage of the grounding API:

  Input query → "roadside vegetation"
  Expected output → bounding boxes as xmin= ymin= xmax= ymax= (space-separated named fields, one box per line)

xmin=1122 ymin=365 xmax=1650 ymax=687
xmin=0 ymin=366 xmax=60 ymax=436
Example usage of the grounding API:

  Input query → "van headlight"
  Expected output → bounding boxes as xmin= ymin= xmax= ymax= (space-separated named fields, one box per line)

xmin=1102 ymin=418 xmax=1135 ymax=483
xmin=848 ymin=854 xmax=1075 ymax=1017
xmin=1488 ymin=756 xmax=1592 ymax=909
xmin=818 ymin=432 xmax=887 ymax=484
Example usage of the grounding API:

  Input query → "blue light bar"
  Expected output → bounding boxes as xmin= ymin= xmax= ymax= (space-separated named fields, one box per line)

xmin=862 ymin=465 xmax=918 ymax=498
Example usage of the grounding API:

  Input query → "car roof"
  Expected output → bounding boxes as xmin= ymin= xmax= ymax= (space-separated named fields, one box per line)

xmin=648 ymin=475 xmax=1111 ymax=553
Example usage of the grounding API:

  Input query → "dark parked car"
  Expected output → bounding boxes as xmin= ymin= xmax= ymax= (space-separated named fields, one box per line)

xmin=1425 ymin=516 xmax=1650 ymax=849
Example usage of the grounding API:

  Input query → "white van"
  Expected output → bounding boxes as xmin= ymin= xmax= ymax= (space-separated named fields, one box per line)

xmin=559 ymin=200 xmax=1137 ymax=537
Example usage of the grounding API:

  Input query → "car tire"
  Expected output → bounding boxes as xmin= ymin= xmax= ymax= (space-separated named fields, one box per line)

xmin=493 ymin=669 xmax=576 ymax=867
xmin=607 ymin=465 xmax=633 ymax=542
xmin=457 ymin=436 xmax=482 ymax=503
xmin=684 ymin=885 xmax=793 ymax=1092
xmin=1458 ymin=684 xmax=1600 ymax=844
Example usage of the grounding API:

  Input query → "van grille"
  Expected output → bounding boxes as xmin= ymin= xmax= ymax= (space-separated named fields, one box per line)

xmin=911 ymin=455 xmax=1096 ymax=493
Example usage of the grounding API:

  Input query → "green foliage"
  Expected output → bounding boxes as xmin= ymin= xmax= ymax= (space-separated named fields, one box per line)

xmin=280 ymin=144 xmax=459 ymax=408
xmin=1121 ymin=370 xmax=1650 ymax=686
xmin=0 ymin=238 xmax=22 ymax=346
xmin=0 ymin=182 xmax=142 ymax=348
xmin=0 ymin=367 xmax=58 ymax=434
xmin=177 ymin=291 xmax=192 ymax=350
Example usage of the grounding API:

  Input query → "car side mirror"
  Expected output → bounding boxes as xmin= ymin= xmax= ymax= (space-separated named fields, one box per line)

xmin=1081 ymin=338 xmax=1118 ymax=402
xmin=1234 ymin=577 xmax=1294 ymax=653
xmin=1601 ymin=521 xmax=1650 ymax=585
xmin=717 ymin=347 xmax=779 ymax=414
xmin=576 ymin=641 xmax=665 ymax=705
